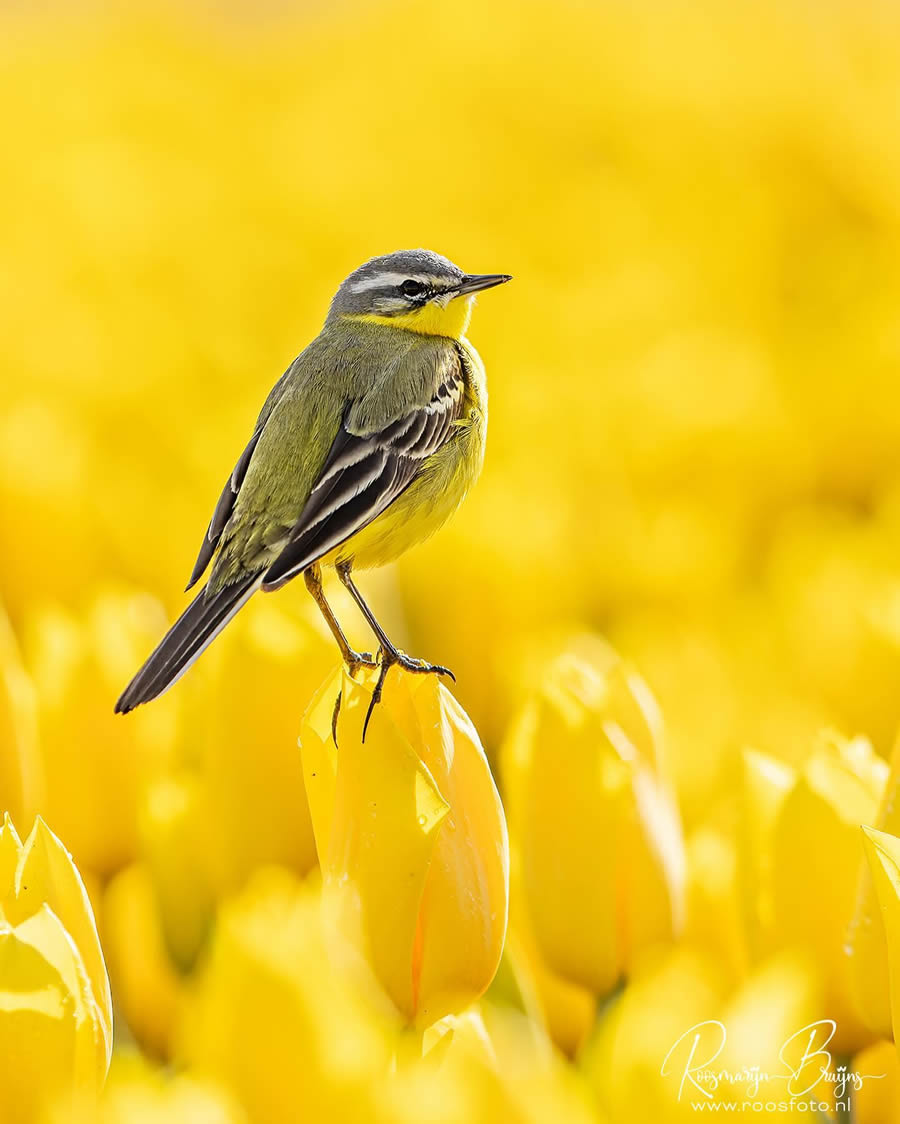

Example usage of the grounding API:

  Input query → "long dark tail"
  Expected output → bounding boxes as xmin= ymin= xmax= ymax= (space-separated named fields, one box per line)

xmin=115 ymin=573 xmax=260 ymax=714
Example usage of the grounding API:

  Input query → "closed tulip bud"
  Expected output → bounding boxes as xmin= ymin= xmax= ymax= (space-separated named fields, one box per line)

xmin=500 ymin=851 xmax=597 ymax=1058
xmin=583 ymin=946 xmax=727 ymax=1122
xmin=178 ymin=595 xmax=326 ymax=893
xmin=503 ymin=925 xmax=597 ymax=1059
xmin=139 ymin=774 xmax=217 ymax=971
xmin=300 ymin=665 xmax=509 ymax=1028
xmin=502 ymin=643 xmax=685 ymax=998
xmin=24 ymin=589 xmax=178 ymax=876
xmin=708 ymin=952 xmax=825 ymax=1111
xmin=0 ymin=814 xmax=112 ymax=1122
xmin=100 ymin=862 xmax=186 ymax=1060
xmin=179 ymin=868 xmax=390 ymax=1123
xmin=683 ymin=826 xmax=747 ymax=986
xmin=765 ymin=733 xmax=885 ymax=1052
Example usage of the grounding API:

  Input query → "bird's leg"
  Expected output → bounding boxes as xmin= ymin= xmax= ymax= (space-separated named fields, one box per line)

xmin=336 ymin=560 xmax=455 ymax=739
xmin=303 ymin=564 xmax=377 ymax=677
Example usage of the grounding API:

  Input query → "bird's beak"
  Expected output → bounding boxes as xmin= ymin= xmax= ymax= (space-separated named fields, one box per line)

xmin=456 ymin=273 xmax=513 ymax=295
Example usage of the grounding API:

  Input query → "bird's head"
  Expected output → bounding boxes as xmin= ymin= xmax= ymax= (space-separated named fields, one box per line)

xmin=328 ymin=249 xmax=511 ymax=339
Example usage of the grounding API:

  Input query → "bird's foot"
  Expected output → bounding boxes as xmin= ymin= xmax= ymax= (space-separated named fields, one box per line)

xmin=345 ymin=649 xmax=378 ymax=678
xmin=362 ymin=647 xmax=455 ymax=741
xmin=331 ymin=650 xmax=379 ymax=744
xmin=393 ymin=651 xmax=456 ymax=681
xmin=331 ymin=688 xmax=342 ymax=746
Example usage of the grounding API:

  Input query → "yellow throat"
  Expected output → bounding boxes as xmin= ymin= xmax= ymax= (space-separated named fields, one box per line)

xmin=347 ymin=294 xmax=475 ymax=339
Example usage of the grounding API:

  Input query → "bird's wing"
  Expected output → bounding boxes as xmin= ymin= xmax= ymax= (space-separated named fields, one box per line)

xmin=261 ymin=347 xmax=467 ymax=590
xmin=185 ymin=354 xmax=304 ymax=590
xmin=186 ymin=428 xmax=264 ymax=590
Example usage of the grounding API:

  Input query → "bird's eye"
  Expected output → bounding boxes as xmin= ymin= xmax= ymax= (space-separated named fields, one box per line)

xmin=401 ymin=279 xmax=425 ymax=297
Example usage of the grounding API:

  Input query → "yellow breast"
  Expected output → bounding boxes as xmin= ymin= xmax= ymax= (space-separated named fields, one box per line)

xmin=329 ymin=337 xmax=488 ymax=572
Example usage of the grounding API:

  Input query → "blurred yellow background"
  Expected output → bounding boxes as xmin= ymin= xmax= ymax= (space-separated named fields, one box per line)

xmin=4 ymin=0 xmax=900 ymax=1120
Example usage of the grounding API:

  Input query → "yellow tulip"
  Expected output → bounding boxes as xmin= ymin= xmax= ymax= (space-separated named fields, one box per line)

xmin=683 ymin=825 xmax=747 ymax=987
xmin=499 ymin=849 xmax=597 ymax=1058
xmin=138 ymin=773 xmax=218 ymax=972
xmin=179 ymin=867 xmax=390 ymax=1123
xmin=0 ymin=814 xmax=112 ymax=1122
xmin=412 ymin=1003 xmax=603 ymax=1124
xmin=852 ymin=1039 xmax=900 ymax=1124
xmin=502 ymin=925 xmax=597 ymax=1059
xmin=24 ymin=589 xmax=178 ymax=876
xmin=101 ymin=862 xmax=186 ymax=1060
xmin=860 ymin=827 xmax=900 ymax=1053
xmin=300 ymin=664 xmax=509 ymax=1027
xmin=848 ymin=733 xmax=900 ymax=1038
xmin=583 ymin=945 xmax=727 ymax=1123
xmin=764 ymin=733 xmax=885 ymax=1052
xmin=501 ymin=643 xmax=684 ymax=998
xmin=738 ymin=749 xmax=796 ymax=957
xmin=708 ymin=951 xmax=828 ymax=1112
xmin=0 ymin=603 xmax=41 ymax=825
xmin=176 ymin=593 xmax=329 ymax=894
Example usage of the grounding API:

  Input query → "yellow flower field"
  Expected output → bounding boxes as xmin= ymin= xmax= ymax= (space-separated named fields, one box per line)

xmin=4 ymin=0 xmax=900 ymax=1119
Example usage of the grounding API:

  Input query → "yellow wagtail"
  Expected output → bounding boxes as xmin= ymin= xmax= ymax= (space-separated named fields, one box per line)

xmin=116 ymin=249 xmax=511 ymax=730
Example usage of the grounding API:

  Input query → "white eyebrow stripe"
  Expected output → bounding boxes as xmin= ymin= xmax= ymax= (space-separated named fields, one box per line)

xmin=350 ymin=271 xmax=442 ymax=294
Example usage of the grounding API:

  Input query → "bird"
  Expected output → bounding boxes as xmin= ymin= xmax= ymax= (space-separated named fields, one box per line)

xmin=115 ymin=249 xmax=511 ymax=731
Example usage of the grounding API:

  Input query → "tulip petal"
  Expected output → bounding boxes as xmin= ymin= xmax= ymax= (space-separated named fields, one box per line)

xmin=739 ymin=749 xmax=796 ymax=954
xmin=0 ymin=814 xmax=23 ymax=912
xmin=296 ymin=667 xmax=344 ymax=852
xmin=861 ymin=825 xmax=900 ymax=1054
xmin=625 ymin=763 xmax=685 ymax=961
xmin=770 ymin=735 xmax=884 ymax=1052
xmin=0 ymin=921 xmax=77 ymax=1123
xmin=14 ymin=817 xmax=113 ymax=1064
xmin=0 ymin=907 xmax=106 ymax=1121
xmin=400 ymin=680 xmax=509 ymax=1026
xmin=502 ymin=925 xmax=597 ymax=1058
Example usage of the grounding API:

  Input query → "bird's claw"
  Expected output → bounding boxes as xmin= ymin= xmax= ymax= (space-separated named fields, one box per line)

xmin=361 ymin=647 xmax=456 ymax=742
xmin=332 ymin=651 xmax=379 ymax=743
xmin=393 ymin=652 xmax=456 ymax=681
xmin=331 ymin=688 xmax=342 ymax=746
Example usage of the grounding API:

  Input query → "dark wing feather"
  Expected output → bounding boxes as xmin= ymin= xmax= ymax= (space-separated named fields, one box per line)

xmin=261 ymin=361 xmax=466 ymax=590
xmin=186 ymin=428 xmax=263 ymax=590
